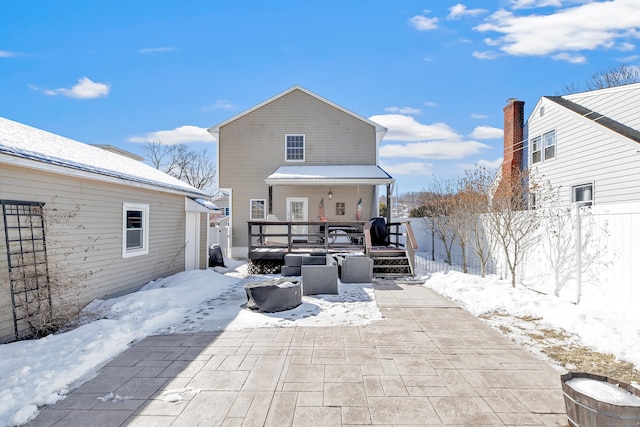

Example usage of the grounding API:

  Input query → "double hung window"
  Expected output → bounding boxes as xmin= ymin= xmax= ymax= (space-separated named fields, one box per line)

xmin=285 ymin=135 xmax=305 ymax=161
xmin=123 ymin=203 xmax=149 ymax=257
xmin=543 ymin=130 xmax=556 ymax=160
xmin=531 ymin=136 xmax=542 ymax=164
xmin=250 ymin=199 xmax=266 ymax=220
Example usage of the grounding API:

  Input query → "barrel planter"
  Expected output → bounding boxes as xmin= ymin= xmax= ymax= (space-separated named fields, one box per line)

xmin=561 ymin=372 xmax=640 ymax=427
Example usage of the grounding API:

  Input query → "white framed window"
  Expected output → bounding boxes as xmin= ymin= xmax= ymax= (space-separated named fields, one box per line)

xmin=285 ymin=134 xmax=305 ymax=161
xmin=531 ymin=136 xmax=542 ymax=164
xmin=122 ymin=202 xmax=149 ymax=258
xmin=543 ymin=130 xmax=556 ymax=160
xmin=572 ymin=183 xmax=593 ymax=207
xmin=250 ymin=199 xmax=266 ymax=220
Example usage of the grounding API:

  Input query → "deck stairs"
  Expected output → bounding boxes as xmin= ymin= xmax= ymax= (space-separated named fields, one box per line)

xmin=369 ymin=247 xmax=412 ymax=278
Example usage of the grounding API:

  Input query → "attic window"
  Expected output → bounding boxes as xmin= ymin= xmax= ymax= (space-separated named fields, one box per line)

xmin=540 ymin=106 xmax=545 ymax=117
xmin=285 ymin=134 xmax=305 ymax=162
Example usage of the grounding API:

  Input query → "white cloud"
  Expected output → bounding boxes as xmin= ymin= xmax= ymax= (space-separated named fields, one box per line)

xmin=448 ymin=3 xmax=488 ymax=19
xmin=459 ymin=157 xmax=504 ymax=171
xmin=469 ymin=125 xmax=503 ymax=140
xmin=617 ymin=54 xmax=640 ymax=62
xmin=380 ymin=161 xmax=434 ymax=176
xmin=409 ymin=14 xmax=438 ymax=31
xmin=370 ymin=114 xmax=460 ymax=141
xmin=0 ymin=50 xmax=18 ymax=57
xmin=509 ymin=0 xmax=563 ymax=9
xmin=384 ymin=106 xmax=422 ymax=115
xmin=41 ymin=77 xmax=110 ymax=99
xmin=618 ymin=42 xmax=636 ymax=52
xmin=551 ymin=52 xmax=587 ymax=63
xmin=471 ymin=113 xmax=489 ymax=119
xmin=127 ymin=126 xmax=215 ymax=145
xmin=380 ymin=140 xmax=490 ymax=160
xmin=424 ymin=101 xmax=437 ymax=107
xmin=473 ymin=50 xmax=500 ymax=60
xmin=202 ymin=100 xmax=235 ymax=112
xmin=138 ymin=47 xmax=177 ymax=54
xmin=475 ymin=0 xmax=640 ymax=57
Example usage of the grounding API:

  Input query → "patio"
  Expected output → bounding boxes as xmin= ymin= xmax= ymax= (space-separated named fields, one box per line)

xmin=26 ymin=280 xmax=567 ymax=426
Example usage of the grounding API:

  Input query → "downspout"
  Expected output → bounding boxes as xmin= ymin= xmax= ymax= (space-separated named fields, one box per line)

xmin=386 ymin=183 xmax=391 ymax=224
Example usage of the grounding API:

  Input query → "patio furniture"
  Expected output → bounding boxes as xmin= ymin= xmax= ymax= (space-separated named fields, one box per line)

xmin=244 ymin=278 xmax=301 ymax=312
xmin=337 ymin=254 xmax=373 ymax=283
xmin=301 ymin=254 xmax=338 ymax=295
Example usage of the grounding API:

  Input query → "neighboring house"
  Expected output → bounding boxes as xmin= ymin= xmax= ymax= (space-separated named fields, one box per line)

xmin=208 ymin=85 xmax=394 ymax=258
xmin=502 ymin=82 xmax=640 ymax=207
xmin=0 ymin=116 xmax=213 ymax=342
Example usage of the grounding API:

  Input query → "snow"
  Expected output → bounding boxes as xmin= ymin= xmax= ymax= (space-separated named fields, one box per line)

xmin=0 ymin=116 xmax=207 ymax=196
xmin=566 ymin=378 xmax=640 ymax=407
xmin=266 ymin=165 xmax=393 ymax=184
xmin=1 ymin=254 xmax=639 ymax=426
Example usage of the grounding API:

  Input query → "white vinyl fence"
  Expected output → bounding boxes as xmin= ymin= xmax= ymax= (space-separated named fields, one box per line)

xmin=409 ymin=202 xmax=640 ymax=310
xmin=208 ymin=217 xmax=231 ymax=257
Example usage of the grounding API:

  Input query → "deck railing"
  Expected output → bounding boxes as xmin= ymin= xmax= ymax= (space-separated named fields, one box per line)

xmin=248 ymin=220 xmax=367 ymax=253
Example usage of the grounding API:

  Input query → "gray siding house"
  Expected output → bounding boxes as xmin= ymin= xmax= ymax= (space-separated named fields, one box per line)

xmin=0 ymin=116 xmax=212 ymax=342
xmin=503 ymin=82 xmax=640 ymax=207
xmin=208 ymin=86 xmax=393 ymax=258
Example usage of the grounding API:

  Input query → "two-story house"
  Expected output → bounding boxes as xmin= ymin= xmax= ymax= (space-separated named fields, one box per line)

xmin=502 ymin=82 xmax=640 ymax=207
xmin=208 ymin=85 xmax=394 ymax=259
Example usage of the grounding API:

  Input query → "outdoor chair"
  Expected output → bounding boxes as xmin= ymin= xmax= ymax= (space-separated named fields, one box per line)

xmin=337 ymin=255 xmax=373 ymax=283
xmin=301 ymin=254 xmax=338 ymax=295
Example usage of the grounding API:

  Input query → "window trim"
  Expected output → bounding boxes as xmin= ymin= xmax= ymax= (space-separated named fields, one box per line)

xmin=285 ymin=134 xmax=305 ymax=162
xmin=249 ymin=199 xmax=266 ymax=220
xmin=122 ymin=202 xmax=150 ymax=258
xmin=572 ymin=182 xmax=594 ymax=207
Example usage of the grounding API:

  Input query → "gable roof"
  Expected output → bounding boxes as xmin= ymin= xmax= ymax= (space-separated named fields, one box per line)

xmin=207 ymin=85 xmax=387 ymax=136
xmin=544 ymin=96 xmax=640 ymax=145
xmin=0 ymin=116 xmax=208 ymax=197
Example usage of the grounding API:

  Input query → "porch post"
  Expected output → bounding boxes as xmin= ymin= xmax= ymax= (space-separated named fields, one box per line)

xmin=386 ymin=183 xmax=391 ymax=224
xmin=268 ymin=186 xmax=273 ymax=215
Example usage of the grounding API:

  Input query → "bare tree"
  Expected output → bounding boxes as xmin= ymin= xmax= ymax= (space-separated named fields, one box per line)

xmin=556 ymin=64 xmax=640 ymax=95
xmin=458 ymin=166 xmax=498 ymax=277
xmin=143 ymin=141 xmax=216 ymax=194
xmin=488 ymin=169 xmax=557 ymax=287
xmin=587 ymin=65 xmax=640 ymax=90
xmin=420 ymin=179 xmax=457 ymax=265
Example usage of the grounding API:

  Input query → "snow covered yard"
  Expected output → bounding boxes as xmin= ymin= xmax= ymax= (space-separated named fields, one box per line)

xmin=1 ymin=255 xmax=639 ymax=426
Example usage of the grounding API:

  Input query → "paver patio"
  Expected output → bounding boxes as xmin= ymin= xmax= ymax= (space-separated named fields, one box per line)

xmin=26 ymin=280 xmax=567 ymax=426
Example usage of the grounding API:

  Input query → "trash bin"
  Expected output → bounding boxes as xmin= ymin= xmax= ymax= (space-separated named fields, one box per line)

xmin=561 ymin=372 xmax=640 ymax=427
xmin=209 ymin=245 xmax=225 ymax=267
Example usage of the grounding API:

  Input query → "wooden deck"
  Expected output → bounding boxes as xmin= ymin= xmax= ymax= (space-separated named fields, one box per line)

xmin=247 ymin=219 xmax=419 ymax=277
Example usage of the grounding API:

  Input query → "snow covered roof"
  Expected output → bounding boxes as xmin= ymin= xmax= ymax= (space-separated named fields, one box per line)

xmin=208 ymin=85 xmax=387 ymax=136
xmin=265 ymin=165 xmax=394 ymax=185
xmin=0 ymin=117 xmax=208 ymax=197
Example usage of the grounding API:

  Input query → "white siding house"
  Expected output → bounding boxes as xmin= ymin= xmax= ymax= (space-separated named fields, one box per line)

xmin=0 ymin=117 xmax=213 ymax=342
xmin=518 ymin=82 xmax=640 ymax=206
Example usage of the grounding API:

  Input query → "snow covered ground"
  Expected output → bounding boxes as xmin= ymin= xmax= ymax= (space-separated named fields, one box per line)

xmin=1 ymin=255 xmax=639 ymax=426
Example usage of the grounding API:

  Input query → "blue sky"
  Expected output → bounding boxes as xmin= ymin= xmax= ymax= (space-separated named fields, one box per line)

xmin=2 ymin=0 xmax=639 ymax=194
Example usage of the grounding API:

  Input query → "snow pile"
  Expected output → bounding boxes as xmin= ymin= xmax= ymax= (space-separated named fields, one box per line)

xmin=566 ymin=378 xmax=640 ymax=406
xmin=418 ymin=268 xmax=640 ymax=370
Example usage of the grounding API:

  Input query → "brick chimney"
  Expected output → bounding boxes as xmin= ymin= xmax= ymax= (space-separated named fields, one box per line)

xmin=499 ymin=98 xmax=525 ymax=196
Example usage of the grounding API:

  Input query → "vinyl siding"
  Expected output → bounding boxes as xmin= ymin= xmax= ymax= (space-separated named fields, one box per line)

xmin=219 ymin=89 xmax=379 ymax=249
xmin=527 ymin=97 xmax=640 ymax=206
xmin=563 ymin=83 xmax=640 ymax=130
xmin=0 ymin=163 xmax=188 ymax=342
